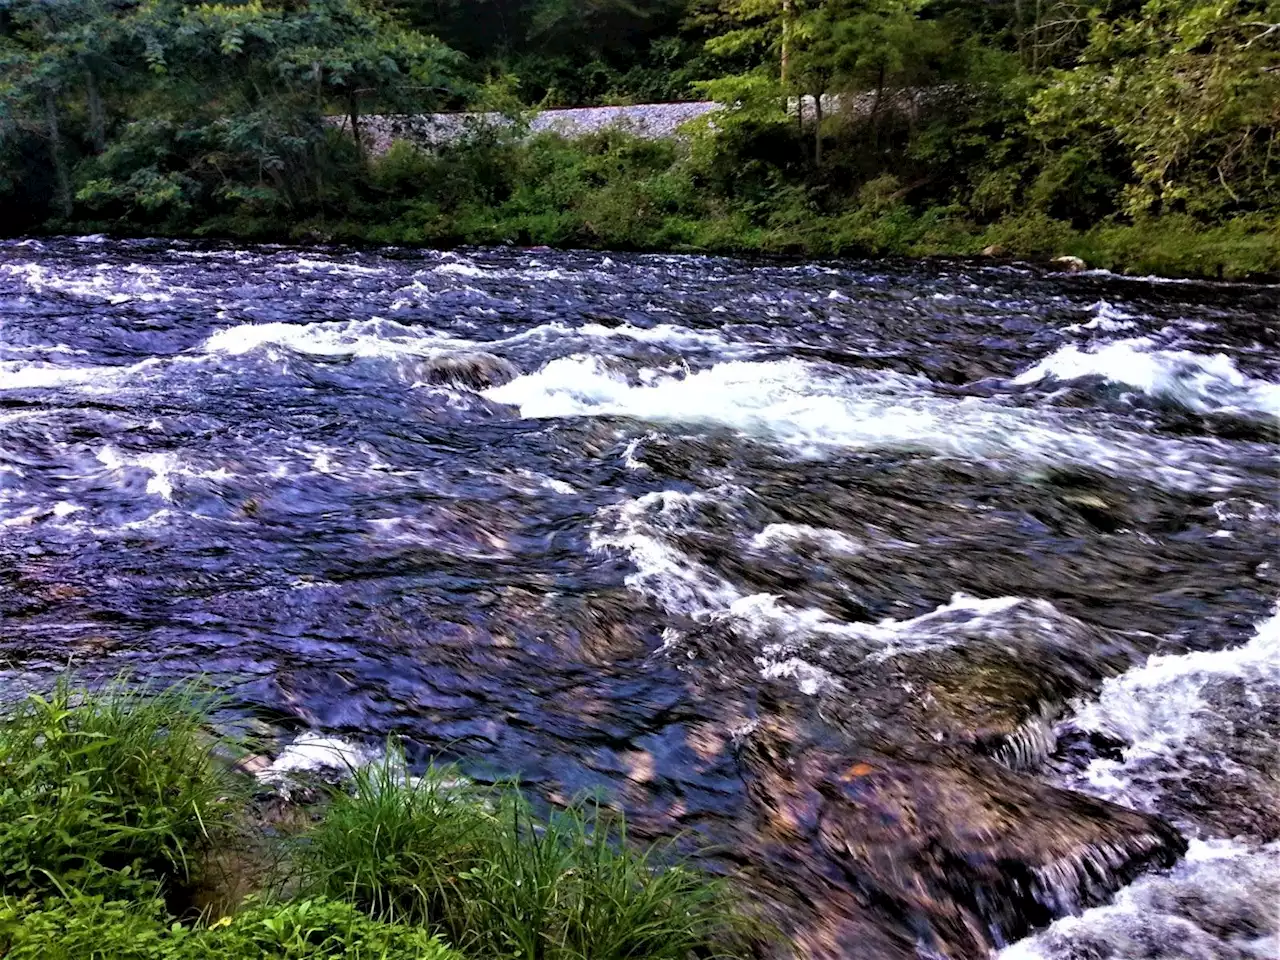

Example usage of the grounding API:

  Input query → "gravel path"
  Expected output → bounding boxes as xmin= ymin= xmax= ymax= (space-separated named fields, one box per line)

xmin=330 ymin=91 xmax=940 ymax=154
xmin=330 ymin=101 xmax=721 ymax=153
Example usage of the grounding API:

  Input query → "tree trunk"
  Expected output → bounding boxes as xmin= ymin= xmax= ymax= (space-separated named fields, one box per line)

xmin=782 ymin=0 xmax=795 ymax=121
xmin=45 ymin=88 xmax=72 ymax=219
xmin=1031 ymin=0 xmax=1043 ymax=71
xmin=813 ymin=90 xmax=823 ymax=166
xmin=347 ymin=92 xmax=364 ymax=162
xmin=781 ymin=0 xmax=791 ymax=84
xmin=872 ymin=62 xmax=886 ymax=148
xmin=85 ymin=68 xmax=106 ymax=154
xmin=1015 ymin=0 xmax=1027 ymax=67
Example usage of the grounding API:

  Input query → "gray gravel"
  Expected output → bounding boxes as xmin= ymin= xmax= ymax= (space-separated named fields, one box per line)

xmin=331 ymin=91 xmax=943 ymax=154
xmin=329 ymin=101 xmax=721 ymax=153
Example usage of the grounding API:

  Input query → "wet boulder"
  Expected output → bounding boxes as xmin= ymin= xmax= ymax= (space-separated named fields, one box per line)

xmin=829 ymin=603 xmax=1134 ymax=769
xmin=738 ymin=718 xmax=1187 ymax=958
xmin=1051 ymin=256 xmax=1088 ymax=273
xmin=420 ymin=351 xmax=520 ymax=390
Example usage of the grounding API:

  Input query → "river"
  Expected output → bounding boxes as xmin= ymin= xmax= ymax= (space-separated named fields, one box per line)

xmin=1 ymin=237 xmax=1277 ymax=958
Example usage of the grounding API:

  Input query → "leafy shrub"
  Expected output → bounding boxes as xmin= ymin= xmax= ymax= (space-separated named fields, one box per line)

xmin=370 ymin=140 xmax=439 ymax=196
xmin=0 ymin=893 xmax=463 ymax=960
xmin=0 ymin=678 xmax=241 ymax=900
xmin=979 ymin=213 xmax=1080 ymax=259
xmin=295 ymin=749 xmax=751 ymax=960
xmin=1084 ymin=215 xmax=1280 ymax=280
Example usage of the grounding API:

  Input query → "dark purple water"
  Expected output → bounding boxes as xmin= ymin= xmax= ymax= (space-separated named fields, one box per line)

xmin=2 ymin=237 xmax=1277 ymax=958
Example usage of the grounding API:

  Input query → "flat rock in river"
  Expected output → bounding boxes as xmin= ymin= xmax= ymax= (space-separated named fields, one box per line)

xmin=737 ymin=716 xmax=1187 ymax=959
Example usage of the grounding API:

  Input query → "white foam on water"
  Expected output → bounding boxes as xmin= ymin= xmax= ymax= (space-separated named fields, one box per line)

xmin=487 ymin=355 xmax=1241 ymax=489
xmin=281 ymin=257 xmax=388 ymax=276
xmin=593 ymin=491 xmax=1077 ymax=693
xmin=757 ymin=656 xmax=843 ymax=695
xmin=1062 ymin=300 xmax=1139 ymax=333
xmin=0 ymin=342 xmax=88 ymax=358
xmin=999 ymin=839 xmax=1280 ymax=960
xmin=726 ymin=591 xmax=1065 ymax=662
xmin=1081 ymin=267 xmax=1280 ymax=290
xmin=263 ymin=733 xmax=380 ymax=778
xmin=1067 ymin=603 xmax=1280 ymax=812
xmin=1015 ymin=337 xmax=1280 ymax=416
xmin=1 ymin=501 xmax=83 ymax=528
xmin=0 ymin=261 xmax=178 ymax=302
xmin=750 ymin=523 xmax=863 ymax=555
xmin=201 ymin=318 xmax=458 ymax=359
xmin=198 ymin=317 xmax=735 ymax=369
xmin=510 ymin=468 xmax=576 ymax=495
xmin=95 ymin=446 xmax=233 ymax=501
xmin=590 ymin=490 xmax=745 ymax=619
xmin=0 ymin=353 xmax=195 ymax=392
xmin=621 ymin=438 xmax=650 ymax=470
xmin=565 ymin=321 xmax=737 ymax=351
xmin=0 ymin=361 xmax=121 ymax=390
xmin=434 ymin=261 xmax=491 ymax=278
xmin=1001 ymin=604 xmax=1280 ymax=958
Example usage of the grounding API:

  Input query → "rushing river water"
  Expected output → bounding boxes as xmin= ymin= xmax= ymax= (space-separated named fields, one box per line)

xmin=1 ymin=237 xmax=1277 ymax=958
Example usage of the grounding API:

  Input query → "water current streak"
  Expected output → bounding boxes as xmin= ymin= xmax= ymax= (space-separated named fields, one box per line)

xmin=1 ymin=238 xmax=1277 ymax=958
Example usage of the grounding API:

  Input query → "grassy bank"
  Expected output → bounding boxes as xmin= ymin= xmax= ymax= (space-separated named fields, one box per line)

xmin=56 ymin=130 xmax=1280 ymax=282
xmin=4 ymin=0 xmax=1276 ymax=284
xmin=0 ymin=678 xmax=750 ymax=960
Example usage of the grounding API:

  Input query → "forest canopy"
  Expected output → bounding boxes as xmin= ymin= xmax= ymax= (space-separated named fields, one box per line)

xmin=1 ymin=0 xmax=1277 ymax=276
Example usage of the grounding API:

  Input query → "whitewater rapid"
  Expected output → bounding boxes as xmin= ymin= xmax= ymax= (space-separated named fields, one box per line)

xmin=1003 ymin=605 xmax=1280 ymax=959
xmin=2 ymin=239 xmax=1276 ymax=959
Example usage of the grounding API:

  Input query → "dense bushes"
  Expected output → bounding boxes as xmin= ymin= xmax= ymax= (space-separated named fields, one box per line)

xmin=290 ymin=128 xmax=1276 ymax=278
xmin=0 ymin=679 xmax=749 ymax=960
xmin=1 ymin=0 xmax=1275 ymax=277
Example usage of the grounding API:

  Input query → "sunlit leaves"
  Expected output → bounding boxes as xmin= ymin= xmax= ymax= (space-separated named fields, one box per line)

xmin=1033 ymin=0 xmax=1280 ymax=216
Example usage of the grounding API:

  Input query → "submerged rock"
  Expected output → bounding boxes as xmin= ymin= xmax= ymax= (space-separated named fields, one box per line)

xmin=836 ymin=603 xmax=1133 ymax=769
xmin=420 ymin=352 xmax=520 ymax=390
xmin=737 ymin=716 xmax=1187 ymax=958
xmin=687 ymin=594 xmax=1133 ymax=769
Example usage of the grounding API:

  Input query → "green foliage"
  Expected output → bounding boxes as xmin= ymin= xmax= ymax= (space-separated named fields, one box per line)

xmin=1082 ymin=213 xmax=1280 ymax=279
xmin=0 ymin=0 xmax=1274 ymax=276
xmin=295 ymin=746 xmax=752 ymax=960
xmin=979 ymin=211 xmax=1079 ymax=258
xmin=0 ymin=677 xmax=749 ymax=958
xmin=1032 ymin=0 xmax=1280 ymax=218
xmin=0 ymin=0 xmax=469 ymax=231
xmin=334 ymin=124 xmax=1280 ymax=276
xmin=0 ymin=677 xmax=242 ymax=901
xmin=0 ymin=893 xmax=464 ymax=959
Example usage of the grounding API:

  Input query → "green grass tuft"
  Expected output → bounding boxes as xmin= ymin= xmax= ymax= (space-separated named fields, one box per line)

xmin=0 ymin=892 xmax=465 ymax=959
xmin=0 ymin=677 xmax=242 ymax=901
xmin=295 ymin=747 xmax=752 ymax=959
xmin=0 ymin=680 xmax=752 ymax=959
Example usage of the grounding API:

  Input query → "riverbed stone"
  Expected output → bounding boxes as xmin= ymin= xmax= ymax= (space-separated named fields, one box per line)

xmin=737 ymin=716 xmax=1187 ymax=958
xmin=830 ymin=612 xmax=1133 ymax=769
xmin=419 ymin=351 xmax=520 ymax=390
